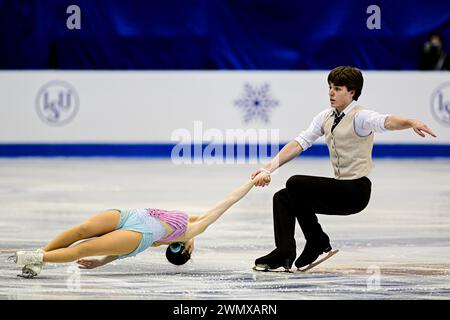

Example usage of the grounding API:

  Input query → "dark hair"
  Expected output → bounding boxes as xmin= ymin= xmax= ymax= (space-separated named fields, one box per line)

xmin=166 ymin=242 xmax=191 ymax=266
xmin=327 ymin=66 xmax=364 ymax=101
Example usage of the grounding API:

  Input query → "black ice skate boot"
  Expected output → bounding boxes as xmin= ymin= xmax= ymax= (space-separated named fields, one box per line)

xmin=253 ymin=249 xmax=296 ymax=272
xmin=295 ymin=233 xmax=332 ymax=270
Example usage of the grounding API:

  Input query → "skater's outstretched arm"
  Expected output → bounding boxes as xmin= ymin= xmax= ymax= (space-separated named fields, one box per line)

xmin=182 ymin=171 xmax=269 ymax=240
xmin=252 ymin=140 xmax=303 ymax=186
xmin=384 ymin=116 xmax=437 ymax=138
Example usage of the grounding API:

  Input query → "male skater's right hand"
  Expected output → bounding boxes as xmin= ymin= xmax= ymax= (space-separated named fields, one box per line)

xmin=252 ymin=168 xmax=271 ymax=187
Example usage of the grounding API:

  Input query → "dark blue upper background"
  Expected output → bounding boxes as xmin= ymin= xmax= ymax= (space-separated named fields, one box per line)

xmin=1 ymin=0 xmax=449 ymax=70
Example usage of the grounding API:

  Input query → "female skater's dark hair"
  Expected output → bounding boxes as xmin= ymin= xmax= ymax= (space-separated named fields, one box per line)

xmin=166 ymin=242 xmax=191 ymax=265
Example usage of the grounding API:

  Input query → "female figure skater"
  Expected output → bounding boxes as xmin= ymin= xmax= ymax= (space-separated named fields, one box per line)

xmin=251 ymin=66 xmax=437 ymax=272
xmin=11 ymin=171 xmax=270 ymax=278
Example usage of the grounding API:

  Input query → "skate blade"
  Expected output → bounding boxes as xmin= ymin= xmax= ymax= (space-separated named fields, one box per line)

xmin=17 ymin=270 xmax=37 ymax=279
xmin=297 ymin=249 xmax=339 ymax=273
xmin=17 ymin=265 xmax=39 ymax=279
xmin=253 ymin=265 xmax=293 ymax=273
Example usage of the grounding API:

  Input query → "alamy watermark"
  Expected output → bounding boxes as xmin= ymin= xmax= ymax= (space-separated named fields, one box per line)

xmin=366 ymin=265 xmax=381 ymax=290
xmin=66 ymin=265 xmax=81 ymax=290
xmin=64 ymin=5 xmax=381 ymax=32
xmin=366 ymin=5 xmax=381 ymax=30
xmin=170 ymin=121 xmax=280 ymax=166
xmin=66 ymin=5 xmax=81 ymax=30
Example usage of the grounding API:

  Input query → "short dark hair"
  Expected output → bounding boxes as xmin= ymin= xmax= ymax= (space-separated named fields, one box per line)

xmin=327 ymin=66 xmax=364 ymax=101
xmin=166 ymin=242 xmax=191 ymax=265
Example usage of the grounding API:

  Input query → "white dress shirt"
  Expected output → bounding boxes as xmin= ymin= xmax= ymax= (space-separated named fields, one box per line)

xmin=294 ymin=100 xmax=390 ymax=151
xmin=294 ymin=101 xmax=390 ymax=180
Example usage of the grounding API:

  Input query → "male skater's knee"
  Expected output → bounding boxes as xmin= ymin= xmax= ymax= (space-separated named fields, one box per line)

xmin=286 ymin=175 xmax=308 ymax=192
xmin=273 ymin=188 xmax=290 ymax=205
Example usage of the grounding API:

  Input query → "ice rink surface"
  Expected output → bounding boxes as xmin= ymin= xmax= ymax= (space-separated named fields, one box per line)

xmin=1 ymin=158 xmax=450 ymax=300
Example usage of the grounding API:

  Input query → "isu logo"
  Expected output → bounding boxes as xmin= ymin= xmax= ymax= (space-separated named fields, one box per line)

xmin=431 ymin=82 xmax=450 ymax=127
xmin=36 ymin=80 xmax=79 ymax=126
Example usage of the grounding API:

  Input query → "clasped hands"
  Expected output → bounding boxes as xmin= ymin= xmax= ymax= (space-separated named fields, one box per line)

xmin=252 ymin=168 xmax=272 ymax=187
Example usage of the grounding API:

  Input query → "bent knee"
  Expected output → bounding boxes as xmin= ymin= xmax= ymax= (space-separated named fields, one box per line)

xmin=273 ymin=188 xmax=288 ymax=201
xmin=75 ymin=223 xmax=95 ymax=239
xmin=286 ymin=175 xmax=309 ymax=191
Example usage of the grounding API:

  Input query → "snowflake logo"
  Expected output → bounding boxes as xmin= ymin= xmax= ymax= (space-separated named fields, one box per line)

xmin=234 ymin=83 xmax=279 ymax=123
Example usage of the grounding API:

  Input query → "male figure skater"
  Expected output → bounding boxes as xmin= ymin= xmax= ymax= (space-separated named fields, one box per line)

xmin=252 ymin=66 xmax=437 ymax=272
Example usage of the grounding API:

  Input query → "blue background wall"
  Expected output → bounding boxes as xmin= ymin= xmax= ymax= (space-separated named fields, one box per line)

xmin=1 ymin=0 xmax=450 ymax=70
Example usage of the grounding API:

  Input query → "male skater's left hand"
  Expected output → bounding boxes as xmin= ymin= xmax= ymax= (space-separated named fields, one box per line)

xmin=410 ymin=119 xmax=437 ymax=138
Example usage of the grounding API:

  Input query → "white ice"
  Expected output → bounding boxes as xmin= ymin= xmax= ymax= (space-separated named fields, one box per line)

xmin=1 ymin=158 xmax=450 ymax=299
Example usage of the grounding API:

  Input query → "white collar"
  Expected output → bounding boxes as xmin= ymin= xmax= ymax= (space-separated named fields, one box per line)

xmin=334 ymin=100 xmax=357 ymax=115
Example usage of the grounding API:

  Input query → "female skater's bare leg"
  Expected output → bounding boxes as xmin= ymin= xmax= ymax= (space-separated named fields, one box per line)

xmin=42 ymin=210 xmax=121 ymax=252
xmin=43 ymin=230 xmax=142 ymax=263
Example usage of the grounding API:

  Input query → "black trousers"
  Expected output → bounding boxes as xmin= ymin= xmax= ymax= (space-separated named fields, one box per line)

xmin=272 ymin=175 xmax=372 ymax=255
